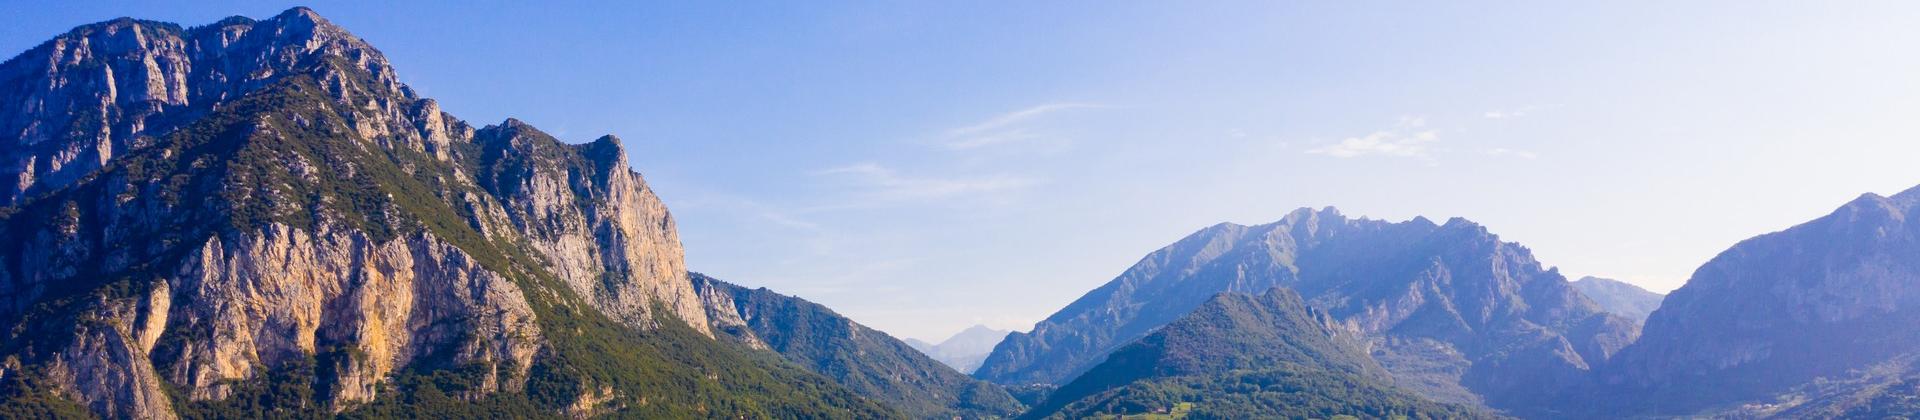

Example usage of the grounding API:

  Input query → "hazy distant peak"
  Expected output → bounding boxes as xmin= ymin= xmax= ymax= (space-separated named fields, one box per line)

xmin=941 ymin=325 xmax=1012 ymax=348
xmin=1570 ymin=276 xmax=1664 ymax=323
xmin=911 ymin=324 xmax=1012 ymax=374
xmin=1409 ymin=215 xmax=1438 ymax=228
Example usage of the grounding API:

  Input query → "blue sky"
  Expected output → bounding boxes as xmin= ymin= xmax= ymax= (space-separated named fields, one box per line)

xmin=7 ymin=1 xmax=1920 ymax=341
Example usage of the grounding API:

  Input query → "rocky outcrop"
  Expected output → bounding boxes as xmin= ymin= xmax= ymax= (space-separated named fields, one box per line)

xmin=1592 ymin=185 xmax=1920 ymax=416
xmin=977 ymin=207 xmax=1637 ymax=412
xmin=43 ymin=281 xmax=178 ymax=419
xmin=693 ymin=274 xmax=769 ymax=351
xmin=472 ymin=124 xmax=708 ymax=336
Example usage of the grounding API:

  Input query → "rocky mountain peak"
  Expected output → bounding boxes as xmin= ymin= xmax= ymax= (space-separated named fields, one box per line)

xmin=979 ymin=209 xmax=1634 ymax=412
xmin=1439 ymin=216 xmax=1485 ymax=231
xmin=579 ymin=135 xmax=629 ymax=175
xmin=0 ymin=6 xmax=410 ymax=205
xmin=0 ymin=9 xmax=728 ymax=418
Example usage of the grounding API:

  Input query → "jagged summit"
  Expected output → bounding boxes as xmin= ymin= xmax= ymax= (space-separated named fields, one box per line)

xmin=0 ymin=6 xmax=413 ymax=205
xmin=496 ymin=117 xmax=537 ymax=129
xmin=277 ymin=6 xmax=327 ymax=21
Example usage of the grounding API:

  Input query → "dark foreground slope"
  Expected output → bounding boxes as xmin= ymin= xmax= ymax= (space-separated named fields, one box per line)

xmin=1024 ymin=288 xmax=1492 ymax=419
xmin=0 ymin=9 xmax=892 ymax=419
xmin=692 ymin=273 xmax=1023 ymax=419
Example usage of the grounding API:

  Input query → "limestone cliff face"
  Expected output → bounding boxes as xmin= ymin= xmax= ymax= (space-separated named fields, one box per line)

xmin=41 ymin=280 xmax=178 ymax=419
xmin=0 ymin=8 xmax=711 ymax=419
xmin=160 ymin=223 xmax=541 ymax=405
xmin=472 ymin=123 xmax=708 ymax=336
xmin=8 ymin=220 xmax=544 ymax=419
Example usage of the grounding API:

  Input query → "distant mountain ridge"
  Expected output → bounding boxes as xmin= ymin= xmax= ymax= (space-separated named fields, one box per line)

xmin=910 ymin=325 xmax=1011 ymax=374
xmin=978 ymin=207 xmax=1639 ymax=412
xmin=691 ymin=273 xmax=1024 ymax=419
xmin=1569 ymin=276 xmax=1664 ymax=323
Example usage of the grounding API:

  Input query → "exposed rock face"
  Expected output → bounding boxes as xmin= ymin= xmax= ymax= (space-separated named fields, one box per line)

xmin=0 ymin=8 xmax=727 ymax=418
xmin=42 ymin=280 xmax=178 ymax=419
xmin=0 ymin=8 xmax=408 ymax=205
xmin=1569 ymin=276 xmax=1663 ymax=323
xmin=977 ymin=207 xmax=1638 ymax=412
xmin=161 ymin=224 xmax=542 ymax=404
xmin=1594 ymin=185 xmax=1920 ymax=416
xmin=693 ymin=274 xmax=769 ymax=351
xmin=14 ymin=219 xmax=545 ymax=420
xmin=691 ymin=273 xmax=1025 ymax=419
xmin=471 ymin=124 xmax=707 ymax=336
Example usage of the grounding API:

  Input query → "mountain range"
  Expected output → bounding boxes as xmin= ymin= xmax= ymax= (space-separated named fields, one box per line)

xmin=5 ymin=7 xmax=1920 ymax=420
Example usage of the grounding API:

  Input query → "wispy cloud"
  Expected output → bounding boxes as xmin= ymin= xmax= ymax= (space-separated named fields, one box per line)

xmin=942 ymin=103 xmax=1103 ymax=150
xmin=1484 ymin=105 xmax=1552 ymax=119
xmin=1483 ymin=147 xmax=1539 ymax=159
xmin=814 ymin=163 xmax=1038 ymax=202
xmin=945 ymin=129 xmax=1042 ymax=150
xmin=1306 ymin=116 xmax=1440 ymax=160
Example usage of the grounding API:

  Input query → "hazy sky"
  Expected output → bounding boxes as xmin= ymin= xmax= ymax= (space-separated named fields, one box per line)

xmin=7 ymin=1 xmax=1920 ymax=342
